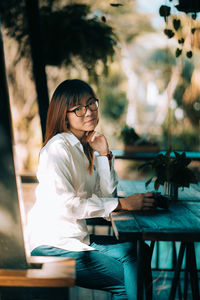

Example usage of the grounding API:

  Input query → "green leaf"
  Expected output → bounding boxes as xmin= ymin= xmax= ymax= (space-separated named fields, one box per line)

xmin=175 ymin=48 xmax=182 ymax=57
xmin=174 ymin=151 xmax=180 ymax=158
xmin=173 ymin=19 xmax=181 ymax=31
xmin=159 ymin=5 xmax=171 ymax=18
xmin=166 ymin=149 xmax=172 ymax=157
xmin=154 ymin=179 xmax=160 ymax=190
xmin=110 ymin=3 xmax=123 ymax=7
xmin=186 ymin=51 xmax=193 ymax=58
xmin=178 ymin=38 xmax=184 ymax=44
xmin=145 ymin=177 xmax=153 ymax=187
xmin=138 ymin=161 xmax=151 ymax=170
xmin=164 ymin=29 xmax=175 ymax=39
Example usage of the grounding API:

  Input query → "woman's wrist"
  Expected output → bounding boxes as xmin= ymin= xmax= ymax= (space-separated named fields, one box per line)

xmin=99 ymin=149 xmax=109 ymax=156
xmin=114 ymin=199 xmax=122 ymax=211
xmin=99 ymin=151 xmax=113 ymax=160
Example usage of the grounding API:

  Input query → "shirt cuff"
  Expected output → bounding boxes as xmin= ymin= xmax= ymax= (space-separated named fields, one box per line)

xmin=95 ymin=155 xmax=111 ymax=174
xmin=102 ymin=197 xmax=119 ymax=217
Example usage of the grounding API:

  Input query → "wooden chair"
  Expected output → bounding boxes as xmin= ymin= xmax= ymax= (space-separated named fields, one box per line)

xmin=0 ymin=256 xmax=75 ymax=300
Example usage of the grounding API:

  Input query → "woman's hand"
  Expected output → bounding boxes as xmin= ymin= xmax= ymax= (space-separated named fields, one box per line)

xmin=83 ymin=131 xmax=109 ymax=155
xmin=117 ymin=193 xmax=155 ymax=211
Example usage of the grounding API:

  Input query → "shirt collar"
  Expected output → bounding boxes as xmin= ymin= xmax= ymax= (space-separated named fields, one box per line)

xmin=63 ymin=132 xmax=84 ymax=151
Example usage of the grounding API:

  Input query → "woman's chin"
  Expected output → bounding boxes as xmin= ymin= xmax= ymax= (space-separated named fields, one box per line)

xmin=85 ymin=124 xmax=96 ymax=131
xmin=85 ymin=121 xmax=98 ymax=131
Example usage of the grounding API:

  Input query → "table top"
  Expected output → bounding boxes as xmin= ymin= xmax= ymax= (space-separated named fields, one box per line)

xmin=111 ymin=180 xmax=200 ymax=242
xmin=117 ymin=180 xmax=200 ymax=201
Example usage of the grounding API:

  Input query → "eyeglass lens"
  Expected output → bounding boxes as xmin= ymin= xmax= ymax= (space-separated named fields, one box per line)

xmin=76 ymin=99 xmax=98 ymax=117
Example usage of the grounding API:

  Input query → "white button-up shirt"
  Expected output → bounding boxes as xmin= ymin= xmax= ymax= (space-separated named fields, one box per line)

xmin=27 ymin=132 xmax=118 ymax=252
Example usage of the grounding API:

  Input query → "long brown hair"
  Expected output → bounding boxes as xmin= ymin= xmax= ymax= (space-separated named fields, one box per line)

xmin=43 ymin=79 xmax=96 ymax=173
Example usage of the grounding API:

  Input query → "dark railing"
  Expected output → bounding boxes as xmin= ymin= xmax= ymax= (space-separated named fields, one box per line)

xmin=111 ymin=150 xmax=200 ymax=161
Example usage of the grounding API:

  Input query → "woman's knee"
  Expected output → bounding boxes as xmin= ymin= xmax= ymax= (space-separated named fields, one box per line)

xmin=110 ymin=241 xmax=137 ymax=263
xmin=117 ymin=241 xmax=152 ymax=264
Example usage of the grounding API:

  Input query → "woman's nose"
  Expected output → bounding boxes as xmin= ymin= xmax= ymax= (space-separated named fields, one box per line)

xmin=85 ymin=106 xmax=92 ymax=116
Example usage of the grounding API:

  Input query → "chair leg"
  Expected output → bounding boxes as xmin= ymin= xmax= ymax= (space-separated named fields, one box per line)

xmin=144 ymin=241 xmax=154 ymax=300
xmin=172 ymin=242 xmax=183 ymax=300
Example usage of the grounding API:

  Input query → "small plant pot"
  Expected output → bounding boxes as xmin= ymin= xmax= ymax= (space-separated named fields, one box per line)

xmin=164 ymin=182 xmax=178 ymax=201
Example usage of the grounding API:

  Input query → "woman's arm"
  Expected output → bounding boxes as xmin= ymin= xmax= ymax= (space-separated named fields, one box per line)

xmin=37 ymin=139 xmax=118 ymax=220
xmin=115 ymin=193 xmax=155 ymax=211
xmin=86 ymin=131 xmax=118 ymax=196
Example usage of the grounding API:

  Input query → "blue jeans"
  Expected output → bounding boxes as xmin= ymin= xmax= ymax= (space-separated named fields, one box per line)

xmin=31 ymin=235 xmax=151 ymax=300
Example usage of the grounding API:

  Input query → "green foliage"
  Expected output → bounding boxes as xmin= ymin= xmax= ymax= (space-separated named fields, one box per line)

xmin=173 ymin=60 xmax=200 ymax=127
xmin=145 ymin=48 xmax=176 ymax=93
xmin=184 ymin=99 xmax=200 ymax=127
xmin=139 ymin=150 xmax=198 ymax=190
xmin=120 ymin=125 xmax=140 ymax=145
xmin=162 ymin=126 xmax=199 ymax=151
xmin=41 ymin=5 xmax=117 ymax=68
xmin=101 ymin=91 xmax=127 ymax=120
xmin=0 ymin=2 xmax=117 ymax=79
xmin=119 ymin=125 xmax=159 ymax=146
xmin=181 ymin=60 xmax=194 ymax=82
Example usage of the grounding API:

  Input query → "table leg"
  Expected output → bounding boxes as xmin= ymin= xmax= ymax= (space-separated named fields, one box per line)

xmin=137 ymin=240 xmax=145 ymax=300
xmin=169 ymin=242 xmax=199 ymax=300
xmin=149 ymin=241 xmax=155 ymax=258
xmin=169 ymin=242 xmax=186 ymax=300
xmin=183 ymin=246 xmax=189 ymax=300
xmin=172 ymin=242 xmax=183 ymax=300
xmin=187 ymin=242 xmax=200 ymax=300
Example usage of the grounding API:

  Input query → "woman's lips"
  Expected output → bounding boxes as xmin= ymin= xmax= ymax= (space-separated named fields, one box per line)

xmin=85 ymin=118 xmax=96 ymax=124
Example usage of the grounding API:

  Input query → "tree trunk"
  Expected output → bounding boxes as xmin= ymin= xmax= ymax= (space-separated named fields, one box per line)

xmin=25 ymin=0 xmax=49 ymax=141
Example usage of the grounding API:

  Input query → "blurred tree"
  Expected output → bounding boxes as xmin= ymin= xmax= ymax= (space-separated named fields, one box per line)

xmin=146 ymin=47 xmax=200 ymax=128
xmin=101 ymin=90 xmax=127 ymax=120
xmin=174 ymin=61 xmax=200 ymax=128
xmin=97 ymin=71 xmax=128 ymax=120
xmin=146 ymin=48 xmax=176 ymax=93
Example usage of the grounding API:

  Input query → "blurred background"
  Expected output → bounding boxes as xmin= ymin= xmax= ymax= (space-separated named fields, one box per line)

xmin=1 ymin=0 xmax=200 ymax=179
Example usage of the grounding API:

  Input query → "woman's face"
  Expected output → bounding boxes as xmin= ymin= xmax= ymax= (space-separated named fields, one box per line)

xmin=66 ymin=94 xmax=99 ymax=139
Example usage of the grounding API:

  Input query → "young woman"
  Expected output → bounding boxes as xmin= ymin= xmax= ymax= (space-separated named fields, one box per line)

xmin=28 ymin=79 xmax=155 ymax=300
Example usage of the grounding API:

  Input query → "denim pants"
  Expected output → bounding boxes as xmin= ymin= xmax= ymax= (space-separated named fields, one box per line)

xmin=31 ymin=235 xmax=151 ymax=300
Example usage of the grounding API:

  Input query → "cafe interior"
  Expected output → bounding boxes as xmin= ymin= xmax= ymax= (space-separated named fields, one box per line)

xmin=0 ymin=0 xmax=200 ymax=299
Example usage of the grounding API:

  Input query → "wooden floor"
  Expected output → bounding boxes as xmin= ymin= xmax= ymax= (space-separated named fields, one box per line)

xmin=21 ymin=183 xmax=199 ymax=300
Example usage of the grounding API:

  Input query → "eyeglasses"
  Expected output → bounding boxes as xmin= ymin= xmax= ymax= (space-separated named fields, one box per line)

xmin=67 ymin=98 xmax=99 ymax=117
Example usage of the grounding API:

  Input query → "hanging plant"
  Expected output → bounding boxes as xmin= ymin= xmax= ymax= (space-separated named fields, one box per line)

xmin=175 ymin=0 xmax=200 ymax=13
xmin=0 ymin=2 xmax=117 ymax=81
xmin=159 ymin=1 xmax=200 ymax=58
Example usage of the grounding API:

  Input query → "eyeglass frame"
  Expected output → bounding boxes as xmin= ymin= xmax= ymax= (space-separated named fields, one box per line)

xmin=67 ymin=97 xmax=99 ymax=117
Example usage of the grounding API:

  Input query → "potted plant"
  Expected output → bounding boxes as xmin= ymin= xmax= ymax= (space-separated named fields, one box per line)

xmin=139 ymin=149 xmax=198 ymax=200
xmin=120 ymin=125 xmax=160 ymax=153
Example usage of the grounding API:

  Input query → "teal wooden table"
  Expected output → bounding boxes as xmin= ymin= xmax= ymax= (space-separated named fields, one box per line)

xmin=111 ymin=180 xmax=200 ymax=300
